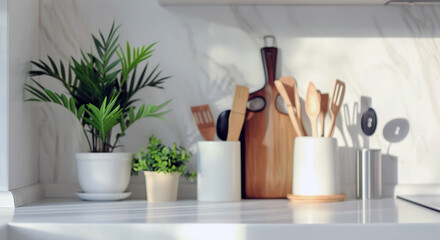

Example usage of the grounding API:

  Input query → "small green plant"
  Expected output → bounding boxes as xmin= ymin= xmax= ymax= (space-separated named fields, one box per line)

xmin=132 ymin=135 xmax=196 ymax=180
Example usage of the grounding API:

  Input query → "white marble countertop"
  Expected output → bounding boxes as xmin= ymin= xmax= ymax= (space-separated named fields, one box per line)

xmin=2 ymin=198 xmax=440 ymax=239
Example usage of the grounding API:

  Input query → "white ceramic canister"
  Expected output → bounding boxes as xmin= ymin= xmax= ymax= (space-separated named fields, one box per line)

xmin=197 ymin=141 xmax=241 ymax=202
xmin=293 ymin=137 xmax=341 ymax=196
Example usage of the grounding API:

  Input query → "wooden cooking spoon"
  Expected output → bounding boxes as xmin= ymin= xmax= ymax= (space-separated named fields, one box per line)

xmin=327 ymin=79 xmax=346 ymax=137
xmin=191 ymin=104 xmax=215 ymax=141
xmin=292 ymin=78 xmax=307 ymax=136
xmin=227 ymin=85 xmax=249 ymax=141
xmin=305 ymin=82 xmax=321 ymax=137
xmin=320 ymin=93 xmax=329 ymax=137
xmin=274 ymin=78 xmax=303 ymax=136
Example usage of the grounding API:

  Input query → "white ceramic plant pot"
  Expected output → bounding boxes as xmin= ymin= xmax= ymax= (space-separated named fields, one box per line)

xmin=76 ymin=152 xmax=132 ymax=193
xmin=144 ymin=171 xmax=180 ymax=202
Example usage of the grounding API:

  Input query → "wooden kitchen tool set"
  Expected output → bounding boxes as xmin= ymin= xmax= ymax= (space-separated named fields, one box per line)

xmin=191 ymin=35 xmax=346 ymax=202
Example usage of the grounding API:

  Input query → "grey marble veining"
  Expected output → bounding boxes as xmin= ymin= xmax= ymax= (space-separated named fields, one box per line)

xmin=35 ymin=0 xmax=440 ymax=196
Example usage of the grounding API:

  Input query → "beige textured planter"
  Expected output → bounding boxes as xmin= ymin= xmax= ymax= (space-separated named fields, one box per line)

xmin=144 ymin=171 xmax=180 ymax=202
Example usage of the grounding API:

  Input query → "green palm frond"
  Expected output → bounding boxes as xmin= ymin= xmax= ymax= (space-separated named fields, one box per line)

xmin=117 ymin=42 xmax=155 ymax=84
xmin=91 ymin=21 xmax=121 ymax=91
xmin=119 ymin=64 xmax=170 ymax=112
xmin=24 ymin=79 xmax=84 ymax=120
xmin=70 ymin=50 xmax=102 ymax=103
xmin=83 ymin=95 xmax=122 ymax=144
xmin=29 ymin=56 xmax=77 ymax=96
xmin=92 ymin=21 xmax=121 ymax=75
xmin=127 ymin=99 xmax=171 ymax=127
xmin=117 ymin=99 xmax=171 ymax=149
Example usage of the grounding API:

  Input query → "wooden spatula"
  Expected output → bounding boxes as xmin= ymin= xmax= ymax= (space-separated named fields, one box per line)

xmin=327 ymin=79 xmax=346 ymax=137
xmin=227 ymin=85 xmax=249 ymax=141
xmin=191 ymin=104 xmax=215 ymax=141
xmin=320 ymin=93 xmax=329 ymax=137
xmin=275 ymin=78 xmax=303 ymax=136
xmin=292 ymin=78 xmax=307 ymax=136
xmin=305 ymin=82 xmax=321 ymax=137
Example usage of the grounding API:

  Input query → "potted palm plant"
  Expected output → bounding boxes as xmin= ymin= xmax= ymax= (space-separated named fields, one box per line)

xmin=132 ymin=135 xmax=196 ymax=202
xmin=25 ymin=22 xmax=170 ymax=199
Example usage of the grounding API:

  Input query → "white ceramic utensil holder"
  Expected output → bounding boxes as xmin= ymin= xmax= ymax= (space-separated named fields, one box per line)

xmin=293 ymin=137 xmax=341 ymax=196
xmin=197 ymin=141 xmax=241 ymax=202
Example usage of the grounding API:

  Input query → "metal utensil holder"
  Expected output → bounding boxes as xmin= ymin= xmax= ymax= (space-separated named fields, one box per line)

xmin=356 ymin=149 xmax=382 ymax=199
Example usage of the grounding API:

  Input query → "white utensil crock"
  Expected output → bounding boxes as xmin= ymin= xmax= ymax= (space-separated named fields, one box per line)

xmin=293 ymin=137 xmax=341 ymax=196
xmin=197 ymin=141 xmax=241 ymax=202
xmin=76 ymin=152 xmax=132 ymax=193
xmin=144 ymin=171 xmax=180 ymax=202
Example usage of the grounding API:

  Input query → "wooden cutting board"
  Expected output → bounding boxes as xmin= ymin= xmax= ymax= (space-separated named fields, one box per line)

xmin=242 ymin=39 xmax=297 ymax=199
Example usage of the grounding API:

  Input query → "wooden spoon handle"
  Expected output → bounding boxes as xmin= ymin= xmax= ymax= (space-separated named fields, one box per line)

xmin=287 ymin=107 xmax=303 ymax=137
xmin=328 ymin=113 xmax=336 ymax=137
xmin=292 ymin=79 xmax=307 ymax=136
xmin=311 ymin=116 xmax=319 ymax=137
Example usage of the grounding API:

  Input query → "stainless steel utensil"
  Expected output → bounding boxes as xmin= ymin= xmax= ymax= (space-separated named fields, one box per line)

xmin=356 ymin=149 xmax=382 ymax=199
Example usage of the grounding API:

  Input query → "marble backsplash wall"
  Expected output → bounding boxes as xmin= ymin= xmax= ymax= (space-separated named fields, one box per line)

xmin=36 ymin=0 xmax=440 ymax=197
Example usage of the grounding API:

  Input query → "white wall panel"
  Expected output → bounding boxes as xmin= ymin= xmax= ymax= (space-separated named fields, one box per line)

xmin=0 ymin=0 xmax=8 ymax=191
xmin=7 ymin=0 xmax=39 ymax=190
